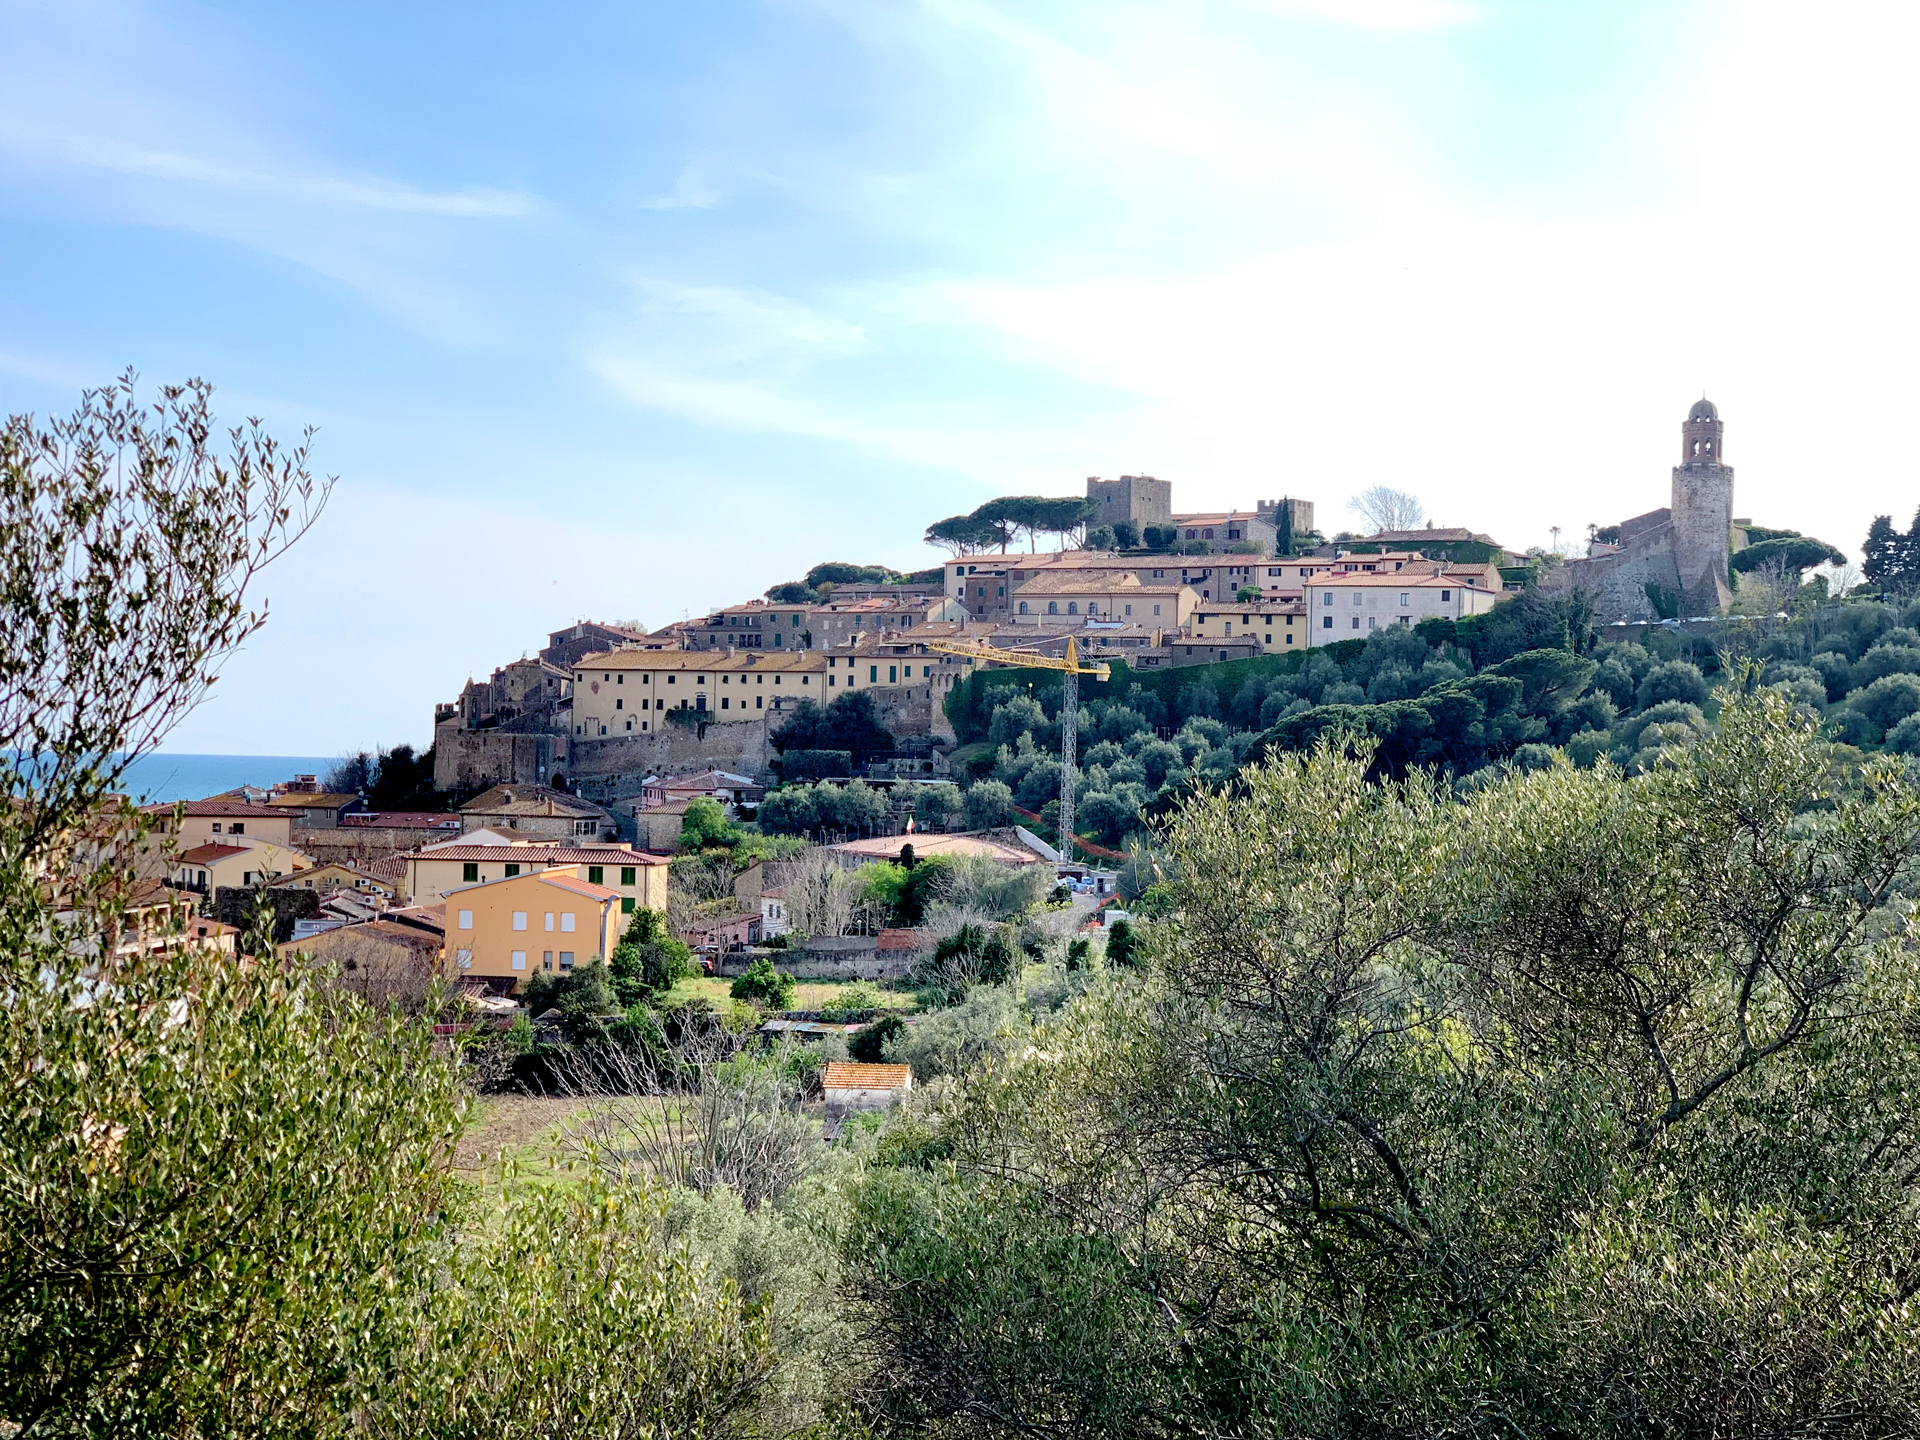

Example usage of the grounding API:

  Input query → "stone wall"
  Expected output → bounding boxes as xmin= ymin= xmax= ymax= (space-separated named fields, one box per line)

xmin=432 ymin=723 xmax=564 ymax=793
xmin=1539 ymin=530 xmax=1680 ymax=624
xmin=564 ymin=721 xmax=777 ymax=807
xmin=713 ymin=936 xmax=916 ymax=981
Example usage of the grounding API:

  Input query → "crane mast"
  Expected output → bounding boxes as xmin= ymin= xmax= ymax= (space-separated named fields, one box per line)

xmin=921 ymin=632 xmax=1109 ymax=862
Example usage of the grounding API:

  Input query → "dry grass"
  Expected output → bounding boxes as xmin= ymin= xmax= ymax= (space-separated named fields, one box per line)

xmin=665 ymin=975 xmax=917 ymax=1012
xmin=455 ymin=1094 xmax=594 ymax=1195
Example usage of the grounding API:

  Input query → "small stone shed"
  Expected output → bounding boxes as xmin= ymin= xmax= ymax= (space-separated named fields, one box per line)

xmin=821 ymin=1061 xmax=913 ymax=1115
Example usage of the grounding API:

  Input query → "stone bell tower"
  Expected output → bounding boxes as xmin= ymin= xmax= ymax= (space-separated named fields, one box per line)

xmin=1671 ymin=398 xmax=1734 ymax=614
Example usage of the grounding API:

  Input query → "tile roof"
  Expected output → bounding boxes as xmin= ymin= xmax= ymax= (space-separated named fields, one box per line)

xmin=1307 ymin=572 xmax=1492 ymax=589
xmin=829 ymin=833 xmax=1040 ymax=866
xmin=536 ymin=873 xmax=622 ymax=902
xmin=1013 ymin=573 xmax=1191 ymax=596
xmin=268 ymin=792 xmax=360 ymax=809
xmin=341 ymin=812 xmax=463 ymax=828
xmin=459 ymin=785 xmax=609 ymax=819
xmin=178 ymin=842 xmax=250 ymax=863
xmin=822 ymin=1062 xmax=913 ymax=1090
xmin=411 ymin=844 xmax=663 ymax=865
xmin=143 ymin=799 xmax=285 ymax=818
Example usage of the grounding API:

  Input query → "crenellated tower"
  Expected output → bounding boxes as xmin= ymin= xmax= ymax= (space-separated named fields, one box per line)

xmin=1671 ymin=398 xmax=1734 ymax=614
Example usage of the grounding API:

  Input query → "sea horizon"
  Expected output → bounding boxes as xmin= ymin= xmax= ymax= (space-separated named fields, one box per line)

xmin=112 ymin=753 xmax=341 ymax=805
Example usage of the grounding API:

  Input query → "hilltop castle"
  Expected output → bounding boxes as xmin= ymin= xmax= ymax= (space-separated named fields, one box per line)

xmin=1543 ymin=399 xmax=1741 ymax=622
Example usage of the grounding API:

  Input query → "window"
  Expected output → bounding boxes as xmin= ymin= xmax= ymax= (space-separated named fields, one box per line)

xmin=1153 ymin=604 xmax=1162 ymax=616
xmin=504 ymin=863 xmax=520 ymax=878
xmin=559 ymin=951 xmax=575 ymax=970
xmin=1399 ymin=593 xmax=1410 ymax=607
xmin=456 ymin=949 xmax=472 ymax=969
xmin=462 ymin=862 xmax=478 ymax=882
xmin=888 ymin=665 xmax=897 ymax=682
xmin=560 ymin=913 xmax=576 ymax=933
xmin=1367 ymin=617 xmax=1377 ymax=630
xmin=544 ymin=911 xmax=555 ymax=931
xmin=511 ymin=951 xmax=526 ymax=970
xmin=457 ymin=909 xmax=473 ymax=929
xmin=512 ymin=911 xmax=528 ymax=931
xmin=616 ymin=674 xmax=623 ymax=684
xmin=543 ymin=951 xmax=553 ymax=970
xmin=1067 ymin=602 xmax=1078 ymax=614
xmin=1018 ymin=601 xmax=1028 ymax=613
xmin=1323 ymin=615 xmax=1333 ymax=629
xmin=1441 ymin=590 xmax=1452 ymax=601
xmin=622 ymin=897 xmax=635 ymax=913
xmin=1352 ymin=617 xmax=1361 ymax=630
xmin=230 ymin=822 xmax=245 ymax=835
xmin=1322 ymin=593 xmax=1332 ymax=606
xmin=621 ymin=865 xmax=636 ymax=886
xmin=588 ymin=865 xmax=603 ymax=885
xmin=615 ymin=697 xmax=622 ymax=709
xmin=1048 ymin=601 xmax=1059 ymax=615
xmin=870 ymin=666 xmax=878 ymax=682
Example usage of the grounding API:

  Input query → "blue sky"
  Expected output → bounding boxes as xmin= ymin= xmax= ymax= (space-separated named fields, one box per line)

xmin=4 ymin=0 xmax=1917 ymax=755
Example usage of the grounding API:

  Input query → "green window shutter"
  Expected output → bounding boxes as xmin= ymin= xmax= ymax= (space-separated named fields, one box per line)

xmin=621 ymin=866 xmax=636 ymax=886
xmin=621 ymin=897 xmax=635 ymax=913
xmin=462 ymin=863 xmax=478 ymax=882
xmin=588 ymin=866 xmax=604 ymax=885
xmin=504 ymin=863 xmax=520 ymax=877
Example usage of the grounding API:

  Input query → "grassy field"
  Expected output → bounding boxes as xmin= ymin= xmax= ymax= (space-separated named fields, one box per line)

xmin=665 ymin=974 xmax=918 ymax=1012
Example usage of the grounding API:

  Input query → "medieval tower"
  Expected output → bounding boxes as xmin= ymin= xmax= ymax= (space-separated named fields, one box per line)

xmin=1671 ymin=398 xmax=1734 ymax=614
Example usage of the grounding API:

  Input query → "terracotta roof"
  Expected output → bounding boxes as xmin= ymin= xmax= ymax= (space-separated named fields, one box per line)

xmin=143 ymin=799 xmax=284 ymax=818
xmin=178 ymin=842 xmax=250 ymax=863
xmin=822 ymin=1062 xmax=912 ymax=1090
xmin=829 ymin=833 xmax=1040 ymax=866
xmin=1171 ymin=511 xmax=1262 ymax=525
xmin=341 ymin=812 xmax=463 ymax=829
xmin=459 ymin=785 xmax=609 ymax=819
xmin=412 ymin=844 xmax=661 ymax=865
xmin=1307 ymin=573 xmax=1493 ymax=589
xmin=534 ymin=873 xmax=622 ymax=902
xmin=1013 ymin=572 xmax=1192 ymax=596
xmin=268 ymin=792 xmax=360 ymax=809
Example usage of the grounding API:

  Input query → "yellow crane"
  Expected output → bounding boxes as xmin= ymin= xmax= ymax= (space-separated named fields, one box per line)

xmin=923 ymin=634 xmax=1109 ymax=860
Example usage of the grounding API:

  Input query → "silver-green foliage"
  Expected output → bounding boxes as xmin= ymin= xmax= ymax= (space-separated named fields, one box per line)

xmin=841 ymin=685 xmax=1920 ymax=1436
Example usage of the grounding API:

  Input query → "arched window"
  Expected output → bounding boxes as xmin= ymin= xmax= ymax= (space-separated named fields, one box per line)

xmin=1018 ymin=601 xmax=1028 ymax=614
xmin=1068 ymin=602 xmax=1078 ymax=614
xmin=1087 ymin=601 xmax=1098 ymax=614
xmin=1048 ymin=601 xmax=1058 ymax=615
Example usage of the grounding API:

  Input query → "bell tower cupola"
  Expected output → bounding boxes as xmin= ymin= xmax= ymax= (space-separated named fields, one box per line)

xmin=1681 ymin=397 xmax=1724 ymax=467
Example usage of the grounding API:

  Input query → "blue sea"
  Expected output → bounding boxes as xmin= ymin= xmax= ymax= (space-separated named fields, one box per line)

xmin=113 ymin=754 xmax=340 ymax=804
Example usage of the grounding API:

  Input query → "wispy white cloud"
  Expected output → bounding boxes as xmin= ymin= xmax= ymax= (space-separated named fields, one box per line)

xmin=2 ymin=129 xmax=536 ymax=216
xmin=639 ymin=162 xmax=727 ymax=210
xmin=1251 ymin=0 xmax=1474 ymax=30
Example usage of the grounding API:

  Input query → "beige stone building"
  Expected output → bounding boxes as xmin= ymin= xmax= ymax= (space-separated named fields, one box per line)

xmin=1189 ymin=599 xmax=1310 ymax=651
xmin=445 ymin=867 xmax=627 ymax=986
xmin=1009 ymin=572 xmax=1197 ymax=628
xmin=172 ymin=838 xmax=314 ymax=896
xmin=143 ymin=799 xmax=294 ymax=851
xmin=458 ymin=784 xmax=616 ymax=841
xmin=402 ymin=840 xmax=665 ymax=909
xmin=569 ymin=641 xmax=978 ymax=739
xmin=1304 ymin=572 xmax=1500 ymax=645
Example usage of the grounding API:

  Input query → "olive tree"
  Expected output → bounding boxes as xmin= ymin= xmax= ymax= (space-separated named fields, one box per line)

xmin=841 ymin=684 xmax=1920 ymax=1436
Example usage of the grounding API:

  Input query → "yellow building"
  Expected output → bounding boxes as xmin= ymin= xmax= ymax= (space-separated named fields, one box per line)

xmin=172 ymin=838 xmax=314 ymax=896
xmin=1305 ymin=572 xmax=1500 ymax=646
xmin=142 ymin=799 xmax=295 ymax=850
xmin=570 ymin=640 xmax=977 ymax=738
xmin=1008 ymin=573 xmax=1198 ymax=628
xmin=445 ymin=867 xmax=626 ymax=985
xmin=402 ymin=841 xmax=667 ymax=909
xmin=275 ymin=862 xmax=396 ymax=899
xmin=1189 ymin=599 xmax=1310 ymax=651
